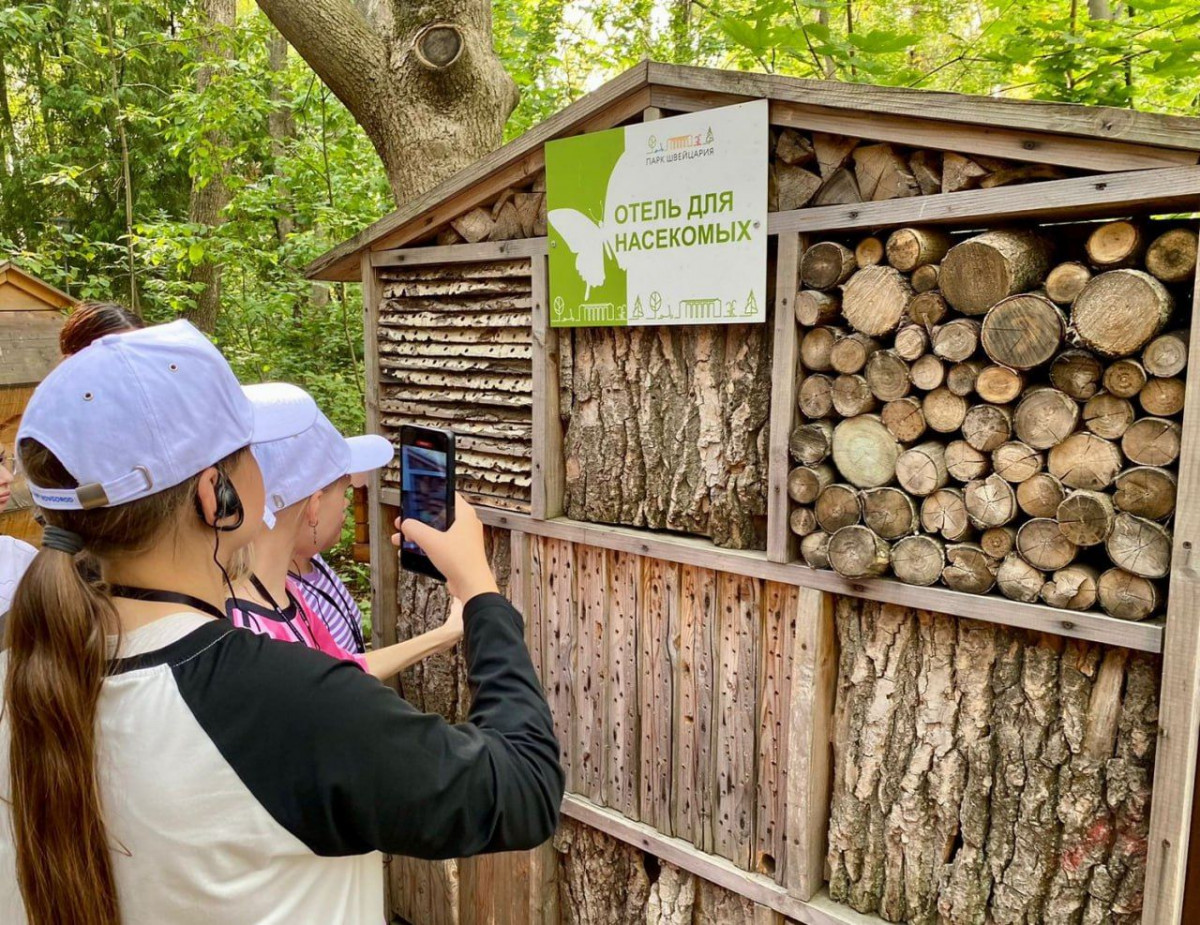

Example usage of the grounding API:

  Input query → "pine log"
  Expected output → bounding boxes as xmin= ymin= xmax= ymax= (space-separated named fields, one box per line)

xmin=1041 ymin=564 xmax=1099 ymax=611
xmin=965 ymin=474 xmax=1017 ymax=529
xmin=895 ymin=442 xmax=949 ymax=497
xmin=911 ymin=264 xmax=940 ymax=293
xmin=1013 ymin=387 xmax=1079 ymax=450
xmin=800 ymin=326 xmax=838 ymax=372
xmin=1045 ymin=262 xmax=1093 ymax=305
xmin=777 ymin=164 xmax=823 ymax=210
xmin=815 ymin=483 xmax=862 ymax=533
xmin=812 ymin=168 xmax=862 ymax=206
xmin=830 ymin=333 xmax=880 ymax=375
xmin=828 ymin=526 xmax=892 ymax=578
xmin=832 ymin=374 xmax=878 ymax=417
xmin=979 ymin=164 xmax=1067 ymax=188
xmin=1098 ymin=568 xmax=1160 ymax=621
xmin=1017 ymin=472 xmax=1067 ymax=518
xmin=798 ymin=373 xmax=835 ymax=418
xmin=962 ymin=403 xmax=1013 ymax=452
xmin=1121 ymin=416 xmax=1182 ymax=467
xmin=932 ymin=319 xmax=981 ymax=363
xmin=881 ymin=397 xmax=927 ymax=443
xmin=854 ymin=144 xmax=920 ymax=201
xmin=890 ymin=534 xmax=945 ymax=586
xmin=801 ymin=531 xmax=832 ymax=569
xmin=790 ymin=507 xmax=818 ymax=537
xmin=776 ymin=128 xmax=815 ymax=165
xmin=996 ymin=553 xmax=1045 ymax=603
xmin=489 ymin=201 xmax=525 ymax=241
xmin=514 ymin=192 xmax=544 ymax=237
xmin=1145 ymin=228 xmax=1198 ymax=283
xmin=451 ymin=207 xmax=496 ymax=243
xmin=909 ymin=291 xmax=948 ymax=326
xmin=940 ymin=230 xmax=1053 ymax=316
xmin=981 ymin=526 xmax=1018 ymax=560
xmin=941 ymin=152 xmax=989 ymax=193
xmin=1056 ymin=489 xmax=1116 ymax=548
xmin=795 ymin=290 xmax=841 ymax=326
xmin=980 ymin=294 xmax=1065 ymax=370
xmin=1142 ymin=330 xmax=1189 ymax=377
xmin=943 ymin=543 xmax=997 ymax=594
xmin=813 ymin=132 xmax=858 ymax=178
xmin=886 ymin=228 xmax=952 ymax=272
xmin=921 ymin=488 xmax=971 ymax=541
xmin=946 ymin=440 xmax=991 ymax=482
xmin=832 ymin=415 xmax=901 ymax=488
xmin=1105 ymin=513 xmax=1172 ymax=579
xmin=975 ymin=365 xmax=1025 ymax=404
xmin=1085 ymin=221 xmax=1145 ymax=270
xmin=801 ymin=242 xmax=857 ymax=290
xmin=910 ymin=354 xmax=945 ymax=391
xmin=947 ymin=360 xmax=985 ymax=397
xmin=908 ymin=150 xmax=942 ymax=196
xmin=855 ymin=237 xmax=884 ymax=268
xmin=1017 ymin=518 xmax=1078 ymax=570
xmin=1082 ymin=392 xmax=1135 ymax=440
xmin=1113 ymin=466 xmax=1176 ymax=520
xmin=842 ymin=267 xmax=912 ymax=336
xmin=1102 ymin=359 xmax=1147 ymax=399
xmin=893 ymin=324 xmax=929 ymax=361
xmin=790 ymin=420 xmax=834 ymax=465
xmin=1139 ymin=377 xmax=1185 ymax=417
xmin=992 ymin=441 xmax=1043 ymax=483
xmin=1071 ymin=270 xmax=1174 ymax=358
xmin=788 ymin=464 xmax=836 ymax=505
xmin=861 ymin=487 xmax=918 ymax=540
xmin=923 ymin=388 xmax=969 ymax=434
xmin=865 ymin=350 xmax=912 ymax=402
xmin=1050 ymin=349 xmax=1104 ymax=400
xmin=1048 ymin=433 xmax=1123 ymax=490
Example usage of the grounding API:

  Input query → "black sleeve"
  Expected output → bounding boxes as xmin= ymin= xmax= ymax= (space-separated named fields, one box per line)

xmin=173 ymin=593 xmax=563 ymax=858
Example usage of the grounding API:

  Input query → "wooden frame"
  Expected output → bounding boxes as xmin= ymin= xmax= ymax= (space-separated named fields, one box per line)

xmin=766 ymin=233 xmax=803 ymax=564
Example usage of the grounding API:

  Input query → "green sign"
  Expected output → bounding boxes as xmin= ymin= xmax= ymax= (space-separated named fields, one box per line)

xmin=546 ymin=100 xmax=768 ymax=328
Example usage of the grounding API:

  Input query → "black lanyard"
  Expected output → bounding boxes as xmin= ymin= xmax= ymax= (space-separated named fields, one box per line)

xmin=249 ymin=574 xmax=315 ymax=644
xmin=108 ymin=585 xmax=227 ymax=622
xmin=289 ymin=560 xmax=365 ymax=654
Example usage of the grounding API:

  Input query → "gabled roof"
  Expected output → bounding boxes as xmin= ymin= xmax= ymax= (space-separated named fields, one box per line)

xmin=0 ymin=261 xmax=77 ymax=310
xmin=308 ymin=62 xmax=1200 ymax=282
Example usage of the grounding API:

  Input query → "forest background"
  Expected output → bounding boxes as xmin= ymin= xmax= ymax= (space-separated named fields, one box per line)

xmin=2 ymin=0 xmax=1198 ymax=612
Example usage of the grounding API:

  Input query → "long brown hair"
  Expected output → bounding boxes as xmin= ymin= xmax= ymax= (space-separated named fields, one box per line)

xmin=5 ymin=439 xmax=241 ymax=924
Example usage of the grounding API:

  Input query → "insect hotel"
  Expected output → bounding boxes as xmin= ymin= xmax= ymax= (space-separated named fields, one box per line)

xmin=309 ymin=63 xmax=1200 ymax=925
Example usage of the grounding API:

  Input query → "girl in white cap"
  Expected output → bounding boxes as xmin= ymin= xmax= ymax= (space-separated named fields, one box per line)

xmin=231 ymin=409 xmax=464 ymax=680
xmin=0 ymin=320 xmax=562 ymax=924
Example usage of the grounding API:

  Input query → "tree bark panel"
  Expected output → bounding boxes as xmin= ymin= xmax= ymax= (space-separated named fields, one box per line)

xmin=555 ymin=818 xmax=651 ymax=925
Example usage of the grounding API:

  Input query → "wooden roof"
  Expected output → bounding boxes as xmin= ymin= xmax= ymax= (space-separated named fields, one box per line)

xmin=0 ymin=262 xmax=76 ymax=312
xmin=308 ymin=61 xmax=1200 ymax=282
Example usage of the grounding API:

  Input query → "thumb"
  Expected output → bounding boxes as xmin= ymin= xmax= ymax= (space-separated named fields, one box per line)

xmin=399 ymin=517 xmax=444 ymax=553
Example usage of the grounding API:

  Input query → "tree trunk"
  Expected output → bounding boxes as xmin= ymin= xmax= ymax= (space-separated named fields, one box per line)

xmin=256 ymin=0 xmax=519 ymax=203
xmin=267 ymin=27 xmax=298 ymax=247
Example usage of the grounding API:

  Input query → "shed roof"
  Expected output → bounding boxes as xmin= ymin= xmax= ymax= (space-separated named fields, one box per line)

xmin=308 ymin=61 xmax=1200 ymax=282
xmin=0 ymin=262 xmax=77 ymax=311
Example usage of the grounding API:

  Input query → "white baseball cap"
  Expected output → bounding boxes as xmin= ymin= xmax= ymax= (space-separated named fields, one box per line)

xmin=18 ymin=320 xmax=318 ymax=510
xmin=253 ymin=409 xmax=393 ymax=526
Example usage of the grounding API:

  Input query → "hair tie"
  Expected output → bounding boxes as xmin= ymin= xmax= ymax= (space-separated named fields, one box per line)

xmin=42 ymin=525 xmax=85 ymax=555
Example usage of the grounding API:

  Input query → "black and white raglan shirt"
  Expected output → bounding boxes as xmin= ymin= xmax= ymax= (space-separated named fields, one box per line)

xmin=0 ymin=593 xmax=563 ymax=924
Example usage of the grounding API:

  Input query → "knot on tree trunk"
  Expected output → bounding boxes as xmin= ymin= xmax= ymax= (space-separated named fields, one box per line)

xmin=412 ymin=22 xmax=464 ymax=70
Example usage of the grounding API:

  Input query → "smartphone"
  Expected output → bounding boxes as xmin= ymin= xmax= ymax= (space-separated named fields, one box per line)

xmin=399 ymin=425 xmax=457 ymax=581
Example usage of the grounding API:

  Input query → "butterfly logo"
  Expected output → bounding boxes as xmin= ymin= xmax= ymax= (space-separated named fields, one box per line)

xmin=549 ymin=208 xmax=616 ymax=299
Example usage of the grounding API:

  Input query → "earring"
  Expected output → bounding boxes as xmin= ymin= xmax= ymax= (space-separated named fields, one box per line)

xmin=312 ymin=522 xmax=318 ymax=545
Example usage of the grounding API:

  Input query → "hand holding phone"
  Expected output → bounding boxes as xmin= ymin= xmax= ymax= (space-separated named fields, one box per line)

xmin=393 ymin=494 xmax=499 ymax=603
xmin=398 ymin=425 xmax=456 ymax=581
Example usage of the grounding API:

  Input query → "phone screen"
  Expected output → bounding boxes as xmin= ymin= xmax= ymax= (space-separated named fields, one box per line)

xmin=400 ymin=442 xmax=448 ymax=556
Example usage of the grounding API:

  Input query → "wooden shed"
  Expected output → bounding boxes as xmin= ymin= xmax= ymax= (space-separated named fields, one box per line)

xmin=310 ymin=63 xmax=1200 ymax=925
xmin=0 ymin=263 xmax=72 ymax=544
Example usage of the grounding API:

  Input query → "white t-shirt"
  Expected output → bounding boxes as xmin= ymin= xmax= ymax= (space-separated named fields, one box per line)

xmin=0 ymin=537 xmax=36 ymax=616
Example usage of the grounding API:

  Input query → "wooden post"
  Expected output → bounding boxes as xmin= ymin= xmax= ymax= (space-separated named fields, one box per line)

xmin=768 ymin=233 xmax=804 ymax=563
xmin=530 ymin=253 xmax=564 ymax=519
xmin=782 ymin=587 xmax=836 ymax=901
xmin=1143 ymin=220 xmax=1200 ymax=925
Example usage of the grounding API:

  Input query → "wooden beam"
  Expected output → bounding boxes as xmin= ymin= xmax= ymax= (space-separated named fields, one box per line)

xmin=645 ymin=62 xmax=1200 ymax=153
xmin=1142 ymin=219 xmax=1200 ymax=925
xmin=529 ymin=254 xmax=564 ymax=520
xmin=370 ymin=238 xmax=548 ymax=267
xmin=767 ymin=234 xmax=802 ymax=564
xmin=768 ymin=165 xmax=1200 ymax=236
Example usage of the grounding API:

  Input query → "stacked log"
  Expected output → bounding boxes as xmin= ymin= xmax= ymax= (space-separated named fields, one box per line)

xmin=789 ymin=218 xmax=1196 ymax=621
